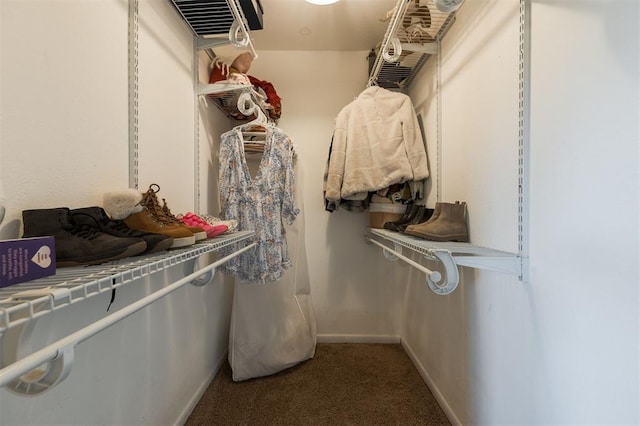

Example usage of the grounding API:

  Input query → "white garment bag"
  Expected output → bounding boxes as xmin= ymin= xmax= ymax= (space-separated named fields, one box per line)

xmin=228 ymin=164 xmax=317 ymax=381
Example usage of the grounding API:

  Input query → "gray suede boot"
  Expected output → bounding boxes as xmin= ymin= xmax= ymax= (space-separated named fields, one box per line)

xmin=405 ymin=202 xmax=442 ymax=235
xmin=404 ymin=201 xmax=468 ymax=242
xmin=22 ymin=208 xmax=147 ymax=267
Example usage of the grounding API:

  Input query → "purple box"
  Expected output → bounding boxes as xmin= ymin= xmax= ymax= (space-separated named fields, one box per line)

xmin=0 ymin=237 xmax=56 ymax=288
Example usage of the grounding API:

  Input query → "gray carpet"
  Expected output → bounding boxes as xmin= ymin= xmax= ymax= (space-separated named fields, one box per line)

xmin=186 ymin=343 xmax=451 ymax=426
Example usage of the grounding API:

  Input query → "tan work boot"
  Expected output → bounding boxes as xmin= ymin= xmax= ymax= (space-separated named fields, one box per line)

xmin=142 ymin=183 xmax=207 ymax=241
xmin=123 ymin=210 xmax=195 ymax=248
xmin=160 ymin=197 xmax=207 ymax=241
xmin=103 ymin=188 xmax=195 ymax=249
xmin=140 ymin=184 xmax=207 ymax=242
xmin=405 ymin=201 xmax=468 ymax=242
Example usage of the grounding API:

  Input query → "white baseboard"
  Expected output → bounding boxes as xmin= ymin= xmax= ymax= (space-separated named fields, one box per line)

xmin=400 ymin=339 xmax=462 ymax=426
xmin=317 ymin=333 xmax=401 ymax=344
xmin=173 ymin=351 xmax=228 ymax=426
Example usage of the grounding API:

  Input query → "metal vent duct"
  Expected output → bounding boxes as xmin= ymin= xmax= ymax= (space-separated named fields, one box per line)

xmin=170 ymin=0 xmax=235 ymax=36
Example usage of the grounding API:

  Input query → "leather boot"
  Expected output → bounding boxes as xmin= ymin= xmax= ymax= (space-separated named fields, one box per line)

xmin=103 ymin=188 xmax=195 ymax=249
xmin=70 ymin=207 xmax=174 ymax=254
xmin=405 ymin=202 xmax=442 ymax=235
xmin=141 ymin=184 xmax=207 ymax=242
xmin=404 ymin=201 xmax=468 ymax=242
xmin=397 ymin=206 xmax=434 ymax=232
xmin=383 ymin=203 xmax=418 ymax=231
xmin=387 ymin=205 xmax=424 ymax=232
xmin=22 ymin=208 xmax=147 ymax=267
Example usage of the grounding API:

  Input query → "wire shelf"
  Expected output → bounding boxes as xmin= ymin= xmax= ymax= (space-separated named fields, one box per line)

xmin=0 ymin=231 xmax=255 ymax=333
xmin=369 ymin=0 xmax=458 ymax=91
xmin=368 ymin=228 xmax=522 ymax=279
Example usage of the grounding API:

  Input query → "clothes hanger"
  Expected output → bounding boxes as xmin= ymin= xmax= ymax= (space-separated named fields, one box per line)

xmin=232 ymin=91 xmax=270 ymax=155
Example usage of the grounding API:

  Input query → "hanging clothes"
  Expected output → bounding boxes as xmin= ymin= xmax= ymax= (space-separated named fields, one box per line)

xmin=229 ymin=162 xmax=317 ymax=381
xmin=324 ymin=85 xmax=429 ymax=209
xmin=218 ymin=125 xmax=298 ymax=284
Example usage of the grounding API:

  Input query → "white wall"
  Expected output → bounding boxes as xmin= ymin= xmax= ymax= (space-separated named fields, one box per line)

xmin=528 ymin=0 xmax=639 ymax=423
xmin=0 ymin=1 xmax=233 ymax=424
xmin=248 ymin=51 xmax=405 ymax=340
xmin=405 ymin=0 xmax=639 ymax=424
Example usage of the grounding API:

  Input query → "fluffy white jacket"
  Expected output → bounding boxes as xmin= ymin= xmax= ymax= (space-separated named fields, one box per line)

xmin=325 ymin=86 xmax=429 ymax=202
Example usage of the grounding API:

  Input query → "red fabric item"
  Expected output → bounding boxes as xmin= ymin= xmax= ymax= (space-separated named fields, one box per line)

xmin=248 ymin=75 xmax=282 ymax=120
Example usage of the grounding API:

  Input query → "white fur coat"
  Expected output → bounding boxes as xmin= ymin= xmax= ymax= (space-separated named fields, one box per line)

xmin=324 ymin=86 xmax=429 ymax=202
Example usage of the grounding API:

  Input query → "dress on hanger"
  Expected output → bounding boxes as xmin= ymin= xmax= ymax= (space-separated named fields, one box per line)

xmin=218 ymin=125 xmax=298 ymax=284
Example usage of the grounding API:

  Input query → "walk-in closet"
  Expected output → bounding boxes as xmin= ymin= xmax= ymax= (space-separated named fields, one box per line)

xmin=0 ymin=0 xmax=638 ymax=424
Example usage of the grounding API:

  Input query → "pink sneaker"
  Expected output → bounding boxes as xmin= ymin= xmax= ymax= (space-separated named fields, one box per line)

xmin=178 ymin=212 xmax=228 ymax=238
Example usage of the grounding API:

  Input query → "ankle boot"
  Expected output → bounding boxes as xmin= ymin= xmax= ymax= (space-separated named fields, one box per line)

xmin=405 ymin=202 xmax=442 ymax=235
xmin=397 ymin=206 xmax=434 ymax=232
xmin=141 ymin=184 xmax=207 ymax=242
xmin=22 ymin=208 xmax=147 ymax=267
xmin=70 ymin=207 xmax=174 ymax=254
xmin=103 ymin=188 xmax=195 ymax=249
xmin=387 ymin=205 xmax=422 ymax=232
xmin=383 ymin=203 xmax=418 ymax=231
xmin=404 ymin=201 xmax=468 ymax=242
xmin=160 ymin=197 xmax=207 ymax=242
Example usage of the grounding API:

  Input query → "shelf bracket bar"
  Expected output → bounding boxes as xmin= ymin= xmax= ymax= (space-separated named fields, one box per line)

xmin=401 ymin=43 xmax=438 ymax=55
xmin=453 ymin=255 xmax=522 ymax=276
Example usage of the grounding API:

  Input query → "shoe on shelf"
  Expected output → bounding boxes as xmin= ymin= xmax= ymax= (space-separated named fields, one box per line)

xmin=383 ymin=202 xmax=418 ymax=231
xmin=70 ymin=206 xmax=174 ymax=254
xmin=157 ymin=196 xmax=207 ymax=241
xmin=137 ymin=184 xmax=206 ymax=242
xmin=197 ymin=213 xmax=238 ymax=233
xmin=103 ymin=187 xmax=195 ymax=249
xmin=22 ymin=207 xmax=147 ymax=267
xmin=396 ymin=205 xmax=434 ymax=232
xmin=178 ymin=212 xmax=228 ymax=238
xmin=404 ymin=201 xmax=469 ymax=242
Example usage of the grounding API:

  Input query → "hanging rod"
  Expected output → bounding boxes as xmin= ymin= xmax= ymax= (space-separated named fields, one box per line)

xmin=0 ymin=242 xmax=256 ymax=396
xmin=367 ymin=237 xmax=459 ymax=295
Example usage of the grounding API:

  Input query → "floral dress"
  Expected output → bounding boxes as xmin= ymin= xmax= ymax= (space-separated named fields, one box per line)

xmin=218 ymin=126 xmax=299 ymax=283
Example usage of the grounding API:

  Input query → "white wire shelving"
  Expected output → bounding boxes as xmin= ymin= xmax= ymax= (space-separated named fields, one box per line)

xmin=0 ymin=231 xmax=255 ymax=396
xmin=369 ymin=0 xmax=460 ymax=91
xmin=0 ymin=231 xmax=254 ymax=334
xmin=367 ymin=228 xmax=522 ymax=295
xmin=171 ymin=0 xmax=258 ymax=59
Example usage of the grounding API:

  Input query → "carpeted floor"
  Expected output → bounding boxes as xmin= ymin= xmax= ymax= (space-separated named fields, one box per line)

xmin=186 ymin=343 xmax=451 ymax=426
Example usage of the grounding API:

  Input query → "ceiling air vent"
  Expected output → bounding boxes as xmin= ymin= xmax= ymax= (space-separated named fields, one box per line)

xmin=170 ymin=0 xmax=263 ymax=37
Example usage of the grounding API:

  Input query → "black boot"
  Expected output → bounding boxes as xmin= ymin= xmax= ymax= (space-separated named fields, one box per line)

xmin=397 ymin=206 xmax=434 ymax=232
xmin=383 ymin=203 xmax=419 ymax=231
xmin=22 ymin=208 xmax=147 ymax=267
xmin=70 ymin=206 xmax=173 ymax=254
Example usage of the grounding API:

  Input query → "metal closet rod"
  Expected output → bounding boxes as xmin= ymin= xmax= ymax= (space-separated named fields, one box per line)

xmin=0 ymin=242 xmax=257 ymax=393
xmin=367 ymin=237 xmax=442 ymax=283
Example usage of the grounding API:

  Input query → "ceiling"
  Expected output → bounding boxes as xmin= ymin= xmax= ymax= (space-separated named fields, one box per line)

xmin=249 ymin=0 xmax=398 ymax=51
